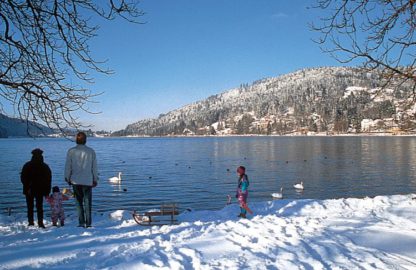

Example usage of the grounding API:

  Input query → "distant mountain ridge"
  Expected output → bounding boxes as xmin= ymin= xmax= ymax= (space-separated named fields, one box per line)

xmin=0 ymin=114 xmax=54 ymax=137
xmin=113 ymin=67 xmax=416 ymax=136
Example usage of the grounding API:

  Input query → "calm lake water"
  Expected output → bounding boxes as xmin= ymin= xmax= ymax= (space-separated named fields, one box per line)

xmin=1 ymin=136 xmax=416 ymax=215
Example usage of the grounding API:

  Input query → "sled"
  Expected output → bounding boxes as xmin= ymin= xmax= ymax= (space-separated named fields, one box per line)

xmin=132 ymin=203 xmax=179 ymax=226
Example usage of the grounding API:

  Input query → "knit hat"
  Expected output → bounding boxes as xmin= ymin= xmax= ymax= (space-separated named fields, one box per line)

xmin=52 ymin=186 xmax=60 ymax=193
xmin=31 ymin=148 xmax=43 ymax=156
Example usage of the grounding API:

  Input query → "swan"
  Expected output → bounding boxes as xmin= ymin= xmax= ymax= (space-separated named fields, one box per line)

xmin=109 ymin=172 xmax=122 ymax=183
xmin=226 ymin=195 xmax=232 ymax=205
xmin=294 ymin=181 xmax=304 ymax=190
xmin=271 ymin=187 xmax=283 ymax=199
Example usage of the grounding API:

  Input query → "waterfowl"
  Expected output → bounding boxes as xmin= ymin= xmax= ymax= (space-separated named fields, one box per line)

xmin=294 ymin=181 xmax=304 ymax=190
xmin=109 ymin=172 xmax=122 ymax=183
xmin=226 ymin=195 xmax=232 ymax=205
xmin=271 ymin=187 xmax=283 ymax=199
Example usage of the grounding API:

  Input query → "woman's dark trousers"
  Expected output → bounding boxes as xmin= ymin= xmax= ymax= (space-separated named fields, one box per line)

xmin=25 ymin=194 xmax=44 ymax=226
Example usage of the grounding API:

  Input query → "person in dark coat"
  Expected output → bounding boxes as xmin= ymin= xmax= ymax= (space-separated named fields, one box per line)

xmin=21 ymin=148 xmax=52 ymax=228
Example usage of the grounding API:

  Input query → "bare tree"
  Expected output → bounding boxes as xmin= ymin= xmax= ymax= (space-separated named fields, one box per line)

xmin=311 ymin=0 xmax=416 ymax=94
xmin=0 ymin=0 xmax=144 ymax=133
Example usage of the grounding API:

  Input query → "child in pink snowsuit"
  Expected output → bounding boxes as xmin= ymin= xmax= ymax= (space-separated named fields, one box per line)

xmin=46 ymin=186 xmax=69 ymax=226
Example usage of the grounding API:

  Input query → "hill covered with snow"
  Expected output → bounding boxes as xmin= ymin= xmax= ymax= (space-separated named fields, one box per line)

xmin=114 ymin=67 xmax=416 ymax=136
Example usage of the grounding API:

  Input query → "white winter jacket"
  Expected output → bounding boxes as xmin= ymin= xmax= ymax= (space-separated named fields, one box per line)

xmin=65 ymin=144 xmax=98 ymax=186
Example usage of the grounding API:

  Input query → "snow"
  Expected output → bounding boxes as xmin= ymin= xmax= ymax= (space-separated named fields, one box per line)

xmin=343 ymin=86 xmax=367 ymax=99
xmin=343 ymin=86 xmax=395 ymax=103
xmin=361 ymin=119 xmax=384 ymax=132
xmin=1 ymin=194 xmax=416 ymax=269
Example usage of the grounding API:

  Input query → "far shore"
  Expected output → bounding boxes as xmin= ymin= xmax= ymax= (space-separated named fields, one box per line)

xmin=115 ymin=132 xmax=416 ymax=138
xmin=2 ymin=131 xmax=416 ymax=139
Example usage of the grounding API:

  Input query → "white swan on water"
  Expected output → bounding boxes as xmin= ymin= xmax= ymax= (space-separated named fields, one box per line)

xmin=109 ymin=172 xmax=122 ymax=183
xmin=271 ymin=187 xmax=283 ymax=199
xmin=294 ymin=181 xmax=304 ymax=190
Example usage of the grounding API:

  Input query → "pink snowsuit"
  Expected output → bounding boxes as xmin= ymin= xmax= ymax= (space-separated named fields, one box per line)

xmin=46 ymin=192 xmax=69 ymax=225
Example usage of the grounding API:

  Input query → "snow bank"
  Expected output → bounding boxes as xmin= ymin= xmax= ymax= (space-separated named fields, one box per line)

xmin=1 ymin=195 xmax=416 ymax=269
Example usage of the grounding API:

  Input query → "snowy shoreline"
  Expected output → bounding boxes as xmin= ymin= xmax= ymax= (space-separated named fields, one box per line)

xmin=1 ymin=194 xmax=416 ymax=269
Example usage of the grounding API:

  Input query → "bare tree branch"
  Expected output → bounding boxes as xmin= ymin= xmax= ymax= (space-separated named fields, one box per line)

xmin=311 ymin=0 xmax=416 ymax=92
xmin=0 ymin=0 xmax=144 ymax=135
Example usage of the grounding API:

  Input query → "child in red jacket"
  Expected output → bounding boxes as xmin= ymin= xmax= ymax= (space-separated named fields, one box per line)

xmin=46 ymin=186 xmax=69 ymax=226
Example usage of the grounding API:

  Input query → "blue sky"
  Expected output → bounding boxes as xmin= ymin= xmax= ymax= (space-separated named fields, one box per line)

xmin=81 ymin=0 xmax=342 ymax=131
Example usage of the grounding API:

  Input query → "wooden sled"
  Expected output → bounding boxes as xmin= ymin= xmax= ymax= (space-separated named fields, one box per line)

xmin=133 ymin=203 xmax=179 ymax=226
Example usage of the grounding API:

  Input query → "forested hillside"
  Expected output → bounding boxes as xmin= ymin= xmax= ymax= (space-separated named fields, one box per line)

xmin=0 ymin=114 xmax=54 ymax=137
xmin=114 ymin=67 xmax=415 ymax=136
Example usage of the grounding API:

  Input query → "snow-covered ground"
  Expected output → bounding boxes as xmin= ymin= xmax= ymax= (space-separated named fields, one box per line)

xmin=1 ymin=194 xmax=416 ymax=269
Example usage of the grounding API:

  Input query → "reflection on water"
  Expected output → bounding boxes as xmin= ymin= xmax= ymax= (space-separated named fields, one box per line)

xmin=1 ymin=136 xmax=416 ymax=214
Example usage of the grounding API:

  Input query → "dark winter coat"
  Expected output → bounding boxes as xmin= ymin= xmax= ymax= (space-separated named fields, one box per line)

xmin=21 ymin=155 xmax=52 ymax=197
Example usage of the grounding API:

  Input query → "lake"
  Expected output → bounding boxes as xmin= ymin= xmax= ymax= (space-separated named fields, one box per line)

xmin=1 ymin=136 xmax=416 ymax=215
